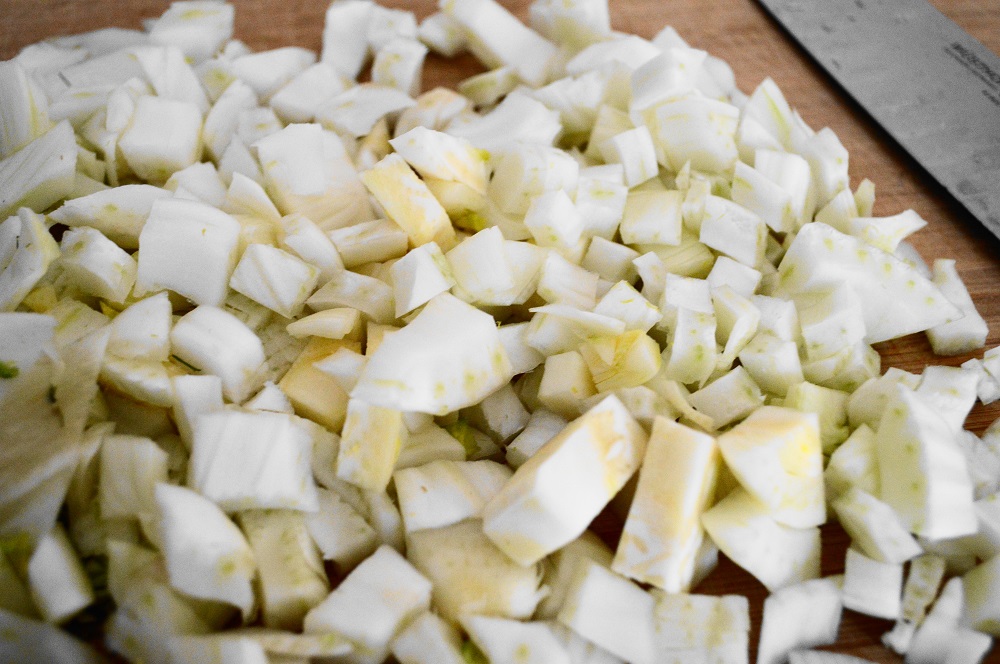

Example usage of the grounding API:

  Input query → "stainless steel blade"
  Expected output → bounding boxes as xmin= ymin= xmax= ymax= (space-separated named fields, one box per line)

xmin=757 ymin=0 xmax=1000 ymax=239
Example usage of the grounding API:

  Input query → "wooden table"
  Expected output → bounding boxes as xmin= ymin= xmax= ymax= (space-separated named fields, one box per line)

xmin=3 ymin=1 xmax=999 ymax=662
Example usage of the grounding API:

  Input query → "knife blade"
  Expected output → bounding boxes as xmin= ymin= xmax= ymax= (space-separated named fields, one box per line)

xmin=756 ymin=0 xmax=1000 ymax=240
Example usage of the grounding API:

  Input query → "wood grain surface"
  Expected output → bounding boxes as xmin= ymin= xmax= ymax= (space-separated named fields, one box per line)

xmin=3 ymin=1 xmax=1000 ymax=662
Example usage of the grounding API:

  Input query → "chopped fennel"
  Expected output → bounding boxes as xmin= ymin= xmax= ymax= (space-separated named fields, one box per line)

xmin=0 ymin=1 xmax=997 ymax=663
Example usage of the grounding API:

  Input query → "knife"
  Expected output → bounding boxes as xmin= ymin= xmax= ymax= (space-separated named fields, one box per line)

xmin=756 ymin=0 xmax=1000 ymax=240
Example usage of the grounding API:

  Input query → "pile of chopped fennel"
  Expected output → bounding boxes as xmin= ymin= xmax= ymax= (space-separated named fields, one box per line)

xmin=1 ymin=1 xmax=999 ymax=663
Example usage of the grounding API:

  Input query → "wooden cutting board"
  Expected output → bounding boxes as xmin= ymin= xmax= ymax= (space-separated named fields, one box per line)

xmin=3 ymin=1 xmax=1000 ymax=662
